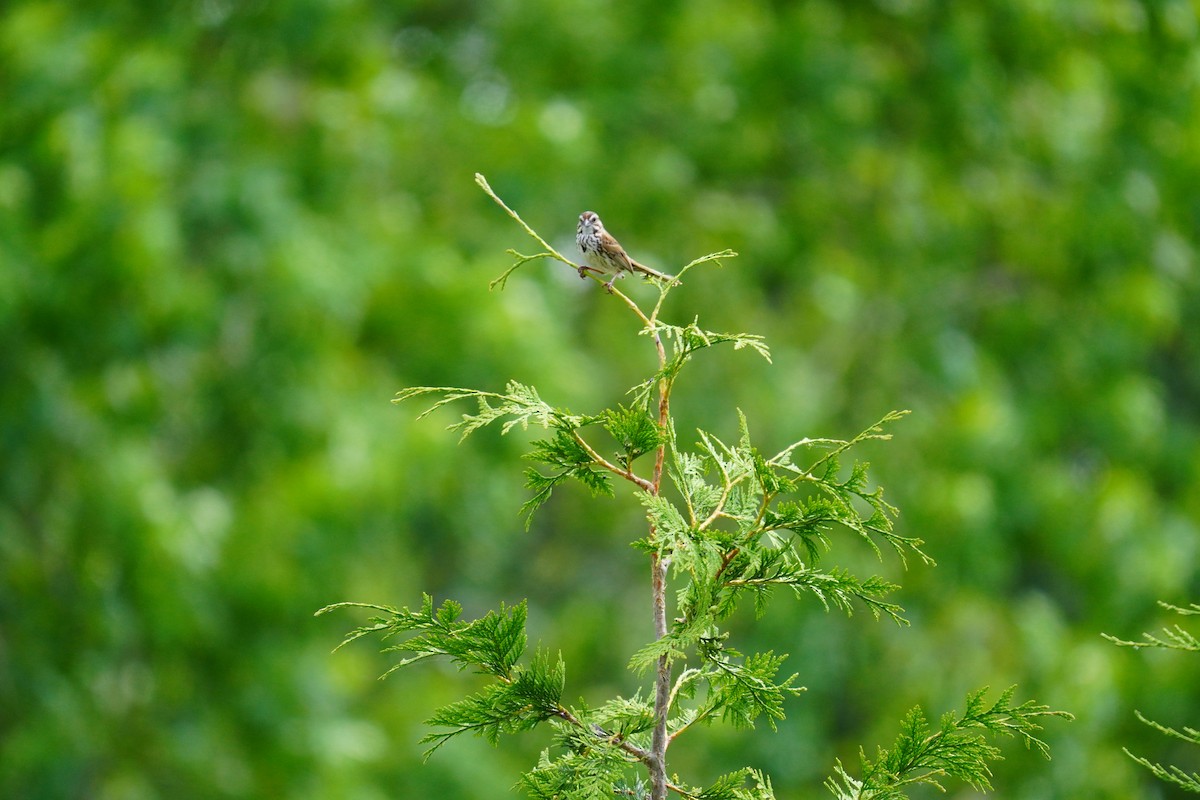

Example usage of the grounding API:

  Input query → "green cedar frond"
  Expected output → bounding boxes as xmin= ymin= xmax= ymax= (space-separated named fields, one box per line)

xmin=675 ymin=412 xmax=931 ymax=570
xmin=752 ymin=447 xmax=787 ymax=495
xmin=628 ymin=609 xmax=718 ymax=673
xmin=680 ymin=248 xmax=739 ymax=274
xmin=397 ymin=383 xmax=625 ymax=524
xmin=520 ymin=707 xmax=652 ymax=800
xmin=521 ymin=468 xmax=566 ymax=520
xmin=724 ymin=559 xmax=906 ymax=625
xmin=654 ymin=410 xmax=925 ymax=633
xmin=701 ymin=649 xmax=805 ymax=732
xmin=824 ymin=686 xmax=1073 ymax=799
xmin=808 ymin=471 xmax=931 ymax=567
xmin=395 ymin=381 xmax=578 ymax=440
xmin=1133 ymin=711 xmax=1200 ymax=747
xmin=520 ymin=747 xmax=637 ymax=800
xmin=655 ymin=320 xmax=772 ymax=365
xmin=317 ymin=594 xmax=527 ymax=680
xmin=1123 ymin=749 xmax=1200 ymax=793
xmin=696 ymin=428 xmax=749 ymax=480
xmin=628 ymin=634 xmax=690 ymax=674
xmin=699 ymin=769 xmax=754 ymax=800
xmin=1161 ymin=601 xmax=1200 ymax=616
xmin=762 ymin=499 xmax=837 ymax=560
xmin=694 ymin=767 xmax=776 ymax=800
xmin=602 ymin=404 xmax=666 ymax=466
xmin=779 ymin=451 xmax=931 ymax=567
xmin=595 ymin=693 xmax=657 ymax=737
xmin=670 ymin=449 xmax=724 ymax=524
xmin=521 ymin=427 xmax=615 ymax=524
xmin=636 ymin=492 xmax=697 ymax=564
xmin=1103 ymin=600 xmax=1200 ymax=651
xmin=1108 ymin=599 xmax=1200 ymax=793
xmin=797 ymin=410 xmax=910 ymax=474
xmin=1123 ymin=710 xmax=1200 ymax=792
xmin=1104 ymin=624 xmax=1200 ymax=651
xmin=420 ymin=648 xmax=565 ymax=756
xmin=639 ymin=493 xmax=690 ymax=539
xmin=628 ymin=321 xmax=771 ymax=407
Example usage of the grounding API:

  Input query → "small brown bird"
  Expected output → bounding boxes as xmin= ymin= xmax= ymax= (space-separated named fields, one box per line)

xmin=576 ymin=211 xmax=676 ymax=291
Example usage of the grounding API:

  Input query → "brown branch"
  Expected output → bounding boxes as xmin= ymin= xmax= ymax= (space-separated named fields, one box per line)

xmin=552 ymin=706 xmax=652 ymax=765
xmin=571 ymin=431 xmax=654 ymax=492
xmin=644 ymin=296 xmax=674 ymax=800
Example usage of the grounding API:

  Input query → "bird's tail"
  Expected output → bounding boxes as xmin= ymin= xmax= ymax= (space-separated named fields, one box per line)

xmin=631 ymin=260 xmax=678 ymax=283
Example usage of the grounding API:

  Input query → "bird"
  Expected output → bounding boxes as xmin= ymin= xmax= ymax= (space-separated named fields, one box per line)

xmin=576 ymin=211 xmax=676 ymax=292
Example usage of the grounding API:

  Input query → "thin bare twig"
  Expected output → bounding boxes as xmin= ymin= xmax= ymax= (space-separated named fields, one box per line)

xmin=571 ymin=431 xmax=655 ymax=493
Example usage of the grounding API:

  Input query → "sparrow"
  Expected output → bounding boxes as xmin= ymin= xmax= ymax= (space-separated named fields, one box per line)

xmin=576 ymin=211 xmax=676 ymax=291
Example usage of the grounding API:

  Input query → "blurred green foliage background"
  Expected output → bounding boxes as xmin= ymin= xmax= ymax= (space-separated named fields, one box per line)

xmin=3 ymin=1 xmax=1199 ymax=797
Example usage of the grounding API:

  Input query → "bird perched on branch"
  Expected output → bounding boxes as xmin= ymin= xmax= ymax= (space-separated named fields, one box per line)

xmin=576 ymin=211 xmax=676 ymax=291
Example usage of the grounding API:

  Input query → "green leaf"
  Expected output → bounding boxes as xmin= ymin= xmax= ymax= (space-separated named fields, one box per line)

xmin=594 ymin=692 xmax=656 ymax=737
xmin=1103 ymin=600 xmax=1200 ymax=651
xmin=628 ymin=320 xmax=771 ymax=407
xmin=824 ymin=686 xmax=1073 ymax=799
xmin=637 ymin=492 xmax=692 ymax=557
xmin=628 ymin=609 xmax=717 ymax=672
xmin=1123 ymin=711 xmax=1200 ymax=792
xmin=601 ymin=404 xmax=665 ymax=466
xmin=519 ymin=746 xmax=635 ymax=800
xmin=520 ymin=427 xmax=614 ymax=524
xmin=670 ymin=450 xmax=724 ymax=520
xmin=702 ymin=649 xmax=805 ymax=732
xmin=1107 ymin=602 xmax=1200 ymax=792
xmin=420 ymin=648 xmax=565 ymax=756
xmin=696 ymin=768 xmax=777 ymax=800
xmin=395 ymin=381 xmax=578 ymax=440
xmin=319 ymin=594 xmax=528 ymax=680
